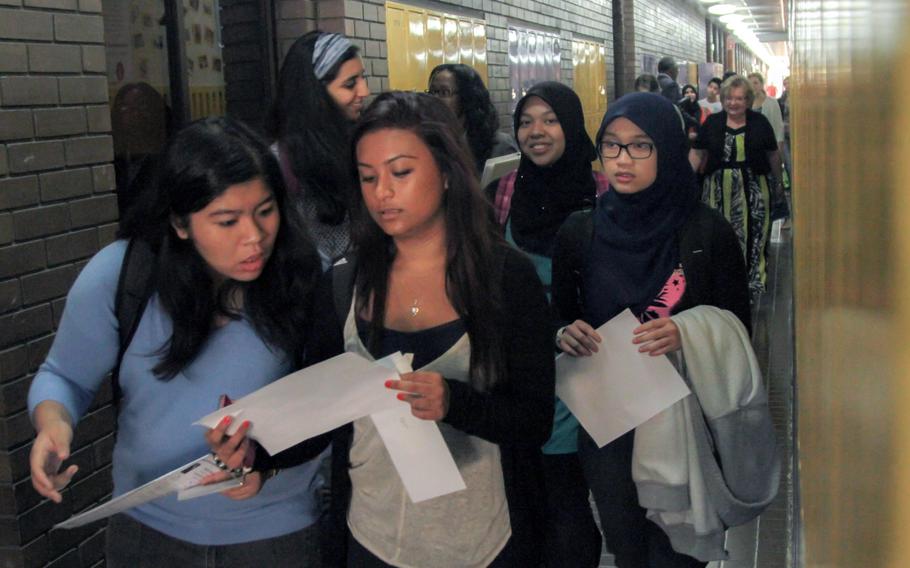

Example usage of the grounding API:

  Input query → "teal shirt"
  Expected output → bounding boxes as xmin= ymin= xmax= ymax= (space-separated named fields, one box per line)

xmin=505 ymin=221 xmax=580 ymax=454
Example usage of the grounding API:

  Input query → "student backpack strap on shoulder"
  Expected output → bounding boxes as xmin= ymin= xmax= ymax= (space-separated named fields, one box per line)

xmin=112 ymin=238 xmax=156 ymax=402
xmin=331 ymin=253 xmax=358 ymax=330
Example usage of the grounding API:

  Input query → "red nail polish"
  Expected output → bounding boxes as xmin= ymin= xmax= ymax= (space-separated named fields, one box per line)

xmin=220 ymin=416 xmax=232 ymax=426
xmin=242 ymin=420 xmax=250 ymax=429
xmin=397 ymin=393 xmax=406 ymax=401
xmin=384 ymin=380 xmax=392 ymax=388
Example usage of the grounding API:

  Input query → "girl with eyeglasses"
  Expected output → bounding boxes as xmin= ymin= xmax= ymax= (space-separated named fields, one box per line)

xmin=427 ymin=64 xmax=518 ymax=176
xmin=268 ymin=30 xmax=370 ymax=270
xmin=551 ymin=93 xmax=751 ymax=567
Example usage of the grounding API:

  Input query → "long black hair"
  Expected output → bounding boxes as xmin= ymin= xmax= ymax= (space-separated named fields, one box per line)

xmin=428 ymin=64 xmax=500 ymax=172
xmin=118 ymin=117 xmax=321 ymax=379
xmin=267 ymin=30 xmax=360 ymax=225
xmin=350 ymin=92 xmax=507 ymax=391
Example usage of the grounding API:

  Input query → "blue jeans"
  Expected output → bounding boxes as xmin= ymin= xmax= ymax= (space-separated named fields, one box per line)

xmin=105 ymin=513 xmax=322 ymax=568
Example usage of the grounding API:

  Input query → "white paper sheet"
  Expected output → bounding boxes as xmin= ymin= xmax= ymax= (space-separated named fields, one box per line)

xmin=370 ymin=353 xmax=466 ymax=502
xmin=54 ymin=454 xmax=240 ymax=529
xmin=176 ymin=477 xmax=244 ymax=501
xmin=194 ymin=352 xmax=403 ymax=455
xmin=555 ymin=309 xmax=691 ymax=448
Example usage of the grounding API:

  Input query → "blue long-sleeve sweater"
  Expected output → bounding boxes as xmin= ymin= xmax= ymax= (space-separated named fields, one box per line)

xmin=28 ymin=240 xmax=326 ymax=545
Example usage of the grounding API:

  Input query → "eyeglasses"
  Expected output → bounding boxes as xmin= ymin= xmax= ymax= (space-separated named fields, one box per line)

xmin=600 ymin=141 xmax=655 ymax=160
xmin=425 ymin=88 xmax=458 ymax=98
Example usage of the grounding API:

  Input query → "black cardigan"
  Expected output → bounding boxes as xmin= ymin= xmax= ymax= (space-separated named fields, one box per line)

xmin=693 ymin=109 xmax=778 ymax=177
xmin=551 ymin=203 xmax=751 ymax=333
xmin=302 ymin=244 xmax=555 ymax=567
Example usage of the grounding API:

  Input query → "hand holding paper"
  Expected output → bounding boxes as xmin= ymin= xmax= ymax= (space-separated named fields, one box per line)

xmin=194 ymin=352 xmax=403 ymax=455
xmin=54 ymin=454 xmax=243 ymax=530
xmin=555 ymin=309 xmax=691 ymax=447
xmin=371 ymin=353 xmax=466 ymax=502
xmin=385 ymin=371 xmax=450 ymax=421
xmin=632 ymin=317 xmax=682 ymax=356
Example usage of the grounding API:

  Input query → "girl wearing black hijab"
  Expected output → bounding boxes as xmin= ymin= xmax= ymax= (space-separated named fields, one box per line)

xmin=492 ymin=81 xmax=606 ymax=568
xmin=678 ymin=84 xmax=701 ymax=142
xmin=551 ymin=93 xmax=750 ymax=567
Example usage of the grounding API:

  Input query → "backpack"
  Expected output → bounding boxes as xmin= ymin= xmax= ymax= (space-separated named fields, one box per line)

xmin=330 ymin=254 xmax=358 ymax=330
xmin=112 ymin=239 xmax=157 ymax=402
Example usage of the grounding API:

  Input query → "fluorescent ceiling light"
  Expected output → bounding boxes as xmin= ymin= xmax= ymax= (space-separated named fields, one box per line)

xmin=708 ymin=3 xmax=739 ymax=15
xmin=698 ymin=0 xmax=724 ymax=3
xmin=719 ymin=13 xmax=744 ymax=23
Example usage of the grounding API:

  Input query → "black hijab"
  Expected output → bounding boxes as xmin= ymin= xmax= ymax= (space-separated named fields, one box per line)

xmin=585 ymin=92 xmax=699 ymax=326
xmin=510 ymin=82 xmax=597 ymax=256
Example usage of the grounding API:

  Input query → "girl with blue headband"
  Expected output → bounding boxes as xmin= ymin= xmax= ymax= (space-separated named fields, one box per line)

xmin=268 ymin=30 xmax=370 ymax=270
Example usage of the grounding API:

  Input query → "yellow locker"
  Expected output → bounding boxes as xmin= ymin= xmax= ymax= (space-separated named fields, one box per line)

xmin=386 ymin=1 xmax=489 ymax=92
xmin=572 ymin=38 xmax=608 ymax=159
xmin=386 ymin=5 xmax=409 ymax=90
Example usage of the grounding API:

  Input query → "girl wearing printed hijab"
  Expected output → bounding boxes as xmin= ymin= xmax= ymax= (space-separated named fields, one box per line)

xmin=268 ymin=30 xmax=370 ymax=270
xmin=551 ymin=93 xmax=750 ymax=567
xmin=492 ymin=81 xmax=605 ymax=568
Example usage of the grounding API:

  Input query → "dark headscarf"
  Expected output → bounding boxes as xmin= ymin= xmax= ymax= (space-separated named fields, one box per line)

xmin=510 ymin=82 xmax=597 ymax=256
xmin=678 ymin=84 xmax=701 ymax=130
xmin=585 ymin=92 xmax=699 ymax=326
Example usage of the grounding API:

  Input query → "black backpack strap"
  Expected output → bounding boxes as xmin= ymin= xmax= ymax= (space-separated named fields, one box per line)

xmin=331 ymin=253 xmax=358 ymax=331
xmin=113 ymin=239 xmax=156 ymax=402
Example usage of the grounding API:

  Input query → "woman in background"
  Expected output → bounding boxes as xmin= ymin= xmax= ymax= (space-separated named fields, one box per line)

xmin=268 ymin=30 xmax=370 ymax=269
xmin=689 ymin=75 xmax=782 ymax=300
xmin=678 ymin=84 xmax=701 ymax=141
xmin=492 ymin=80 xmax=604 ymax=567
xmin=427 ymin=63 xmax=518 ymax=176
xmin=633 ymin=73 xmax=660 ymax=93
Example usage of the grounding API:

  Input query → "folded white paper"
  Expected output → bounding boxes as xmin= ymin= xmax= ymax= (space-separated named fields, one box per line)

xmin=194 ymin=352 xmax=403 ymax=455
xmin=555 ymin=309 xmax=691 ymax=447
xmin=371 ymin=353 xmax=466 ymax=502
xmin=54 ymin=454 xmax=241 ymax=529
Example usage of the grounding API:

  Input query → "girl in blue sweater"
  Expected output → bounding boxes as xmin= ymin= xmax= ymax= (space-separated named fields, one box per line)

xmin=28 ymin=117 xmax=328 ymax=567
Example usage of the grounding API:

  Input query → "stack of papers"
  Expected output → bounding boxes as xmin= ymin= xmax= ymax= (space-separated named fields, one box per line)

xmin=56 ymin=351 xmax=468 ymax=529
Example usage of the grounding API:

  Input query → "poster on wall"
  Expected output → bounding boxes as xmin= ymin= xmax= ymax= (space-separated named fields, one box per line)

xmin=677 ymin=62 xmax=690 ymax=87
xmin=508 ymin=26 xmax=561 ymax=110
xmin=102 ymin=0 xmax=169 ymax=93
xmin=698 ymin=62 xmax=725 ymax=95
xmin=182 ymin=0 xmax=224 ymax=90
xmin=641 ymin=53 xmax=658 ymax=75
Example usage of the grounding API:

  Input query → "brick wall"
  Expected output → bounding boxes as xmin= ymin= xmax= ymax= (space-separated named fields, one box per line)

xmin=610 ymin=0 xmax=708 ymax=95
xmin=323 ymin=0 xmax=613 ymax=130
xmin=0 ymin=1 xmax=116 ymax=567
xmin=631 ymin=0 xmax=706 ymax=81
xmin=222 ymin=0 xmax=279 ymax=131
xmin=275 ymin=0 xmax=318 ymax=63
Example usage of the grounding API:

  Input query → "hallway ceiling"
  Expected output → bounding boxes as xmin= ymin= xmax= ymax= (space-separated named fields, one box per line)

xmin=700 ymin=0 xmax=789 ymax=60
xmin=739 ymin=0 xmax=788 ymax=42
